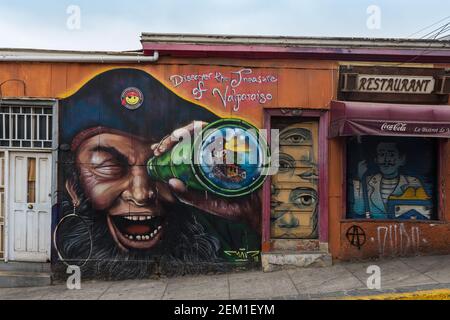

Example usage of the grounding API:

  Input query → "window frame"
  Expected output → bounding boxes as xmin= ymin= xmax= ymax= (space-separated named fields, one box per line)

xmin=0 ymin=99 xmax=56 ymax=151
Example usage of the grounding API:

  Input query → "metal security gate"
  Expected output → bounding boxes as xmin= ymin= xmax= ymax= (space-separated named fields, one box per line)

xmin=0 ymin=104 xmax=53 ymax=149
xmin=270 ymin=119 xmax=320 ymax=239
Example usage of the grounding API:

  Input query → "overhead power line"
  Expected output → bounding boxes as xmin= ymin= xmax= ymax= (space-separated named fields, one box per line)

xmin=407 ymin=15 xmax=450 ymax=38
xmin=420 ymin=22 xmax=450 ymax=39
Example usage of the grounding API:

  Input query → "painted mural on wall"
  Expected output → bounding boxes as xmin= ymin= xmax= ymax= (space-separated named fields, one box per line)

xmin=346 ymin=136 xmax=437 ymax=220
xmin=168 ymin=68 xmax=277 ymax=112
xmin=270 ymin=119 xmax=319 ymax=239
xmin=54 ymin=68 xmax=270 ymax=279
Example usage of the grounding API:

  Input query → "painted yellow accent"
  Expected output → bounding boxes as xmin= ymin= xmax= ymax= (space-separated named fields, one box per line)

xmin=389 ymin=187 xmax=431 ymax=201
xmin=225 ymin=136 xmax=250 ymax=152
xmin=343 ymin=289 xmax=450 ymax=300
xmin=125 ymin=96 xmax=140 ymax=105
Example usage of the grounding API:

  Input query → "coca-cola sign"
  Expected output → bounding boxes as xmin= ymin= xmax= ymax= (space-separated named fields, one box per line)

xmin=336 ymin=119 xmax=450 ymax=138
xmin=380 ymin=122 xmax=407 ymax=132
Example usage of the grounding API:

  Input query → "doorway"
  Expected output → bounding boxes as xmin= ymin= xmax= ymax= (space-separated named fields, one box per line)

xmin=270 ymin=118 xmax=319 ymax=239
xmin=8 ymin=152 xmax=52 ymax=262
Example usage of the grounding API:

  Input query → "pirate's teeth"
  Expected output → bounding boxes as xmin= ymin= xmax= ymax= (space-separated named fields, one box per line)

xmin=150 ymin=232 xmax=154 ymax=238
xmin=124 ymin=216 xmax=133 ymax=221
xmin=146 ymin=216 xmax=152 ymax=220
xmin=136 ymin=235 xmax=142 ymax=240
xmin=128 ymin=235 xmax=134 ymax=240
xmin=158 ymin=226 xmax=162 ymax=230
xmin=132 ymin=216 xmax=139 ymax=221
xmin=139 ymin=216 xmax=146 ymax=221
xmin=145 ymin=235 xmax=150 ymax=240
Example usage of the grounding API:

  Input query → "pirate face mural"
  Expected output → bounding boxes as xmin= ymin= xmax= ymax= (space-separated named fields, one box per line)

xmin=55 ymin=69 xmax=263 ymax=279
xmin=72 ymin=131 xmax=167 ymax=251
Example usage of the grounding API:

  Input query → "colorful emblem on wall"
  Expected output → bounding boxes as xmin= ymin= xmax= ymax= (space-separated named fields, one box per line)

xmin=121 ymin=87 xmax=143 ymax=110
xmin=224 ymin=248 xmax=260 ymax=262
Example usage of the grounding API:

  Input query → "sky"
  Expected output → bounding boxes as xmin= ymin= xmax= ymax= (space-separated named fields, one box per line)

xmin=0 ymin=0 xmax=449 ymax=51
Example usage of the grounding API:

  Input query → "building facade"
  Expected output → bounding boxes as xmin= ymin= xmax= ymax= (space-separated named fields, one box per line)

xmin=0 ymin=35 xmax=449 ymax=279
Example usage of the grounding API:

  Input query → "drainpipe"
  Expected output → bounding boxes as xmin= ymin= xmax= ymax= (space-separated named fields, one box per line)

xmin=0 ymin=50 xmax=159 ymax=63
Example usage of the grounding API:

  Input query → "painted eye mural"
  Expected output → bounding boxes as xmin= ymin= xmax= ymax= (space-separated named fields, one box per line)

xmin=270 ymin=120 xmax=319 ymax=239
xmin=53 ymin=68 xmax=267 ymax=279
xmin=279 ymin=127 xmax=312 ymax=145
xmin=289 ymin=187 xmax=318 ymax=209
xmin=346 ymin=136 xmax=437 ymax=220
xmin=277 ymin=153 xmax=296 ymax=174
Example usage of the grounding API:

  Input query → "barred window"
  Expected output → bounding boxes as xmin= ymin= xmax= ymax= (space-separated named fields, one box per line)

xmin=0 ymin=104 xmax=53 ymax=149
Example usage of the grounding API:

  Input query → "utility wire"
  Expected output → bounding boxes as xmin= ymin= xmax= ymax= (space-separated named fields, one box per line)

xmin=421 ymin=22 xmax=450 ymax=39
xmin=407 ymin=15 xmax=450 ymax=38
xmin=391 ymin=21 xmax=450 ymax=67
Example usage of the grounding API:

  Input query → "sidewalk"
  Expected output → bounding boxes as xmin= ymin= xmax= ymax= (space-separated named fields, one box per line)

xmin=1 ymin=254 xmax=450 ymax=300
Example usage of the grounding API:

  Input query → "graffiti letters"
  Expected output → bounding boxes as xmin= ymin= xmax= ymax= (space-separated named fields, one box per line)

xmin=169 ymin=68 xmax=277 ymax=112
xmin=192 ymin=81 xmax=207 ymax=100
xmin=376 ymin=223 xmax=423 ymax=257
xmin=212 ymin=87 xmax=272 ymax=111
xmin=224 ymin=249 xmax=260 ymax=262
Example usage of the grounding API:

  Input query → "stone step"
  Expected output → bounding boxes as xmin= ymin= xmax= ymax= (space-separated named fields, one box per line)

xmin=0 ymin=271 xmax=52 ymax=288
xmin=0 ymin=261 xmax=51 ymax=273
xmin=261 ymin=251 xmax=332 ymax=272
xmin=268 ymin=239 xmax=328 ymax=252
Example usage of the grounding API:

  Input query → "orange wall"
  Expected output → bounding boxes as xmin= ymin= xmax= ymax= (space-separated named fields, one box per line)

xmin=0 ymin=58 xmax=338 ymax=128
xmin=1 ymin=57 xmax=449 ymax=260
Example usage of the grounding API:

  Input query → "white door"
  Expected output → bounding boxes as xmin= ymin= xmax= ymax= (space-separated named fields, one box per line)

xmin=9 ymin=152 xmax=52 ymax=262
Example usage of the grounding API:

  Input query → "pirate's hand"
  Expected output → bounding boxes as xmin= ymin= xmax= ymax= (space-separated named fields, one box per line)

xmin=150 ymin=120 xmax=261 ymax=232
xmin=167 ymin=177 xmax=261 ymax=233
xmin=150 ymin=120 xmax=208 ymax=156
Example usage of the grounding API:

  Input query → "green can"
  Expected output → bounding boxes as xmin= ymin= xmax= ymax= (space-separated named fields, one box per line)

xmin=147 ymin=118 xmax=270 ymax=197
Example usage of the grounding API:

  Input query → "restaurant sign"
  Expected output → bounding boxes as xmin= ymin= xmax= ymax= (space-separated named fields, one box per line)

xmin=339 ymin=66 xmax=450 ymax=104
xmin=356 ymin=75 xmax=435 ymax=94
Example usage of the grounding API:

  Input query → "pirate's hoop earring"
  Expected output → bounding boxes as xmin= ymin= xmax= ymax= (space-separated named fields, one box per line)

xmin=53 ymin=203 xmax=93 ymax=268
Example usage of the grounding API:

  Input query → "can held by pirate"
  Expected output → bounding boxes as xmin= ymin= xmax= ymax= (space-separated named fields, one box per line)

xmin=147 ymin=118 xmax=270 ymax=197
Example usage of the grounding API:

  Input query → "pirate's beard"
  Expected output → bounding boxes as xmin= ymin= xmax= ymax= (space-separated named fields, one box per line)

xmin=55 ymin=172 xmax=225 ymax=280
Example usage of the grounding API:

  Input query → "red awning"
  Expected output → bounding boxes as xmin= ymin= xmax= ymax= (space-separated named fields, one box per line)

xmin=329 ymin=100 xmax=450 ymax=138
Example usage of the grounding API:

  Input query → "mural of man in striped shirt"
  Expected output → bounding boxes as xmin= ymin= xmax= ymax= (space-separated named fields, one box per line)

xmin=352 ymin=141 xmax=432 ymax=220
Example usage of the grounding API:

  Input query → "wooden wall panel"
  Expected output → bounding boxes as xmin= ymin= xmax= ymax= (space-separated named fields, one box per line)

xmin=50 ymin=64 xmax=68 ymax=96
xmin=0 ymin=63 xmax=21 ymax=97
xmin=17 ymin=63 xmax=52 ymax=97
